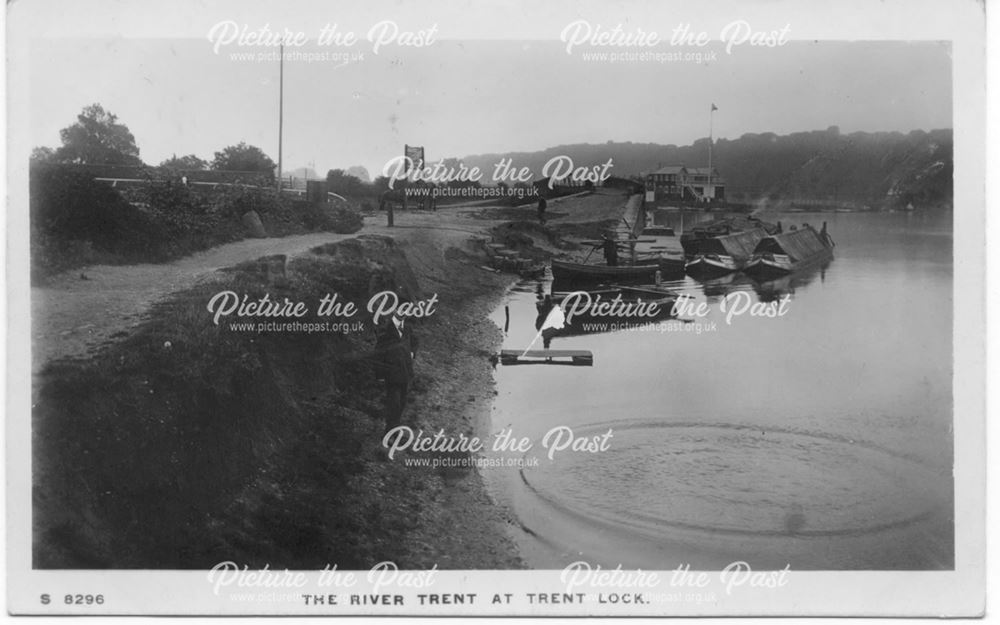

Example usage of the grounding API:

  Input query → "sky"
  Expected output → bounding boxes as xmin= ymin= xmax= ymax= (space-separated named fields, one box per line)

xmin=26 ymin=37 xmax=951 ymax=179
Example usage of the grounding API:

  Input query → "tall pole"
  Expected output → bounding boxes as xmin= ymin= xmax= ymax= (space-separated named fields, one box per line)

xmin=277 ymin=43 xmax=284 ymax=192
xmin=707 ymin=104 xmax=713 ymax=202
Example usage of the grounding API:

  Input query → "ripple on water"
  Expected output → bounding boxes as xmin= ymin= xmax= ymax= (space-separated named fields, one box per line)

xmin=521 ymin=421 xmax=950 ymax=538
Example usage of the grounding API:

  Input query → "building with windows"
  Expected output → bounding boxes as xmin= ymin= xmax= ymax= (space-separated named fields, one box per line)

xmin=645 ymin=165 xmax=725 ymax=203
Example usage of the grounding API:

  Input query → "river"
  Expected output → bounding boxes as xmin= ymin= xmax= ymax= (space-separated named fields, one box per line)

xmin=485 ymin=210 xmax=953 ymax=571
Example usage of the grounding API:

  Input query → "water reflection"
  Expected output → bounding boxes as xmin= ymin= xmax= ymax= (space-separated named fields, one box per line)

xmin=750 ymin=261 xmax=830 ymax=302
xmin=531 ymin=283 xmax=678 ymax=345
xmin=488 ymin=211 xmax=954 ymax=571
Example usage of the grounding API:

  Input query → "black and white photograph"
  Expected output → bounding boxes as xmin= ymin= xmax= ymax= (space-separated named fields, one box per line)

xmin=4 ymin=0 xmax=987 ymax=617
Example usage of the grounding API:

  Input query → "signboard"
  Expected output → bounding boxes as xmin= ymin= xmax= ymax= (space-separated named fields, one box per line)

xmin=404 ymin=144 xmax=425 ymax=172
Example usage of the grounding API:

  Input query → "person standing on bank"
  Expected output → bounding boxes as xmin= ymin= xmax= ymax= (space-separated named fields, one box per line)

xmin=600 ymin=234 xmax=619 ymax=266
xmin=372 ymin=288 xmax=419 ymax=435
xmin=537 ymin=195 xmax=547 ymax=225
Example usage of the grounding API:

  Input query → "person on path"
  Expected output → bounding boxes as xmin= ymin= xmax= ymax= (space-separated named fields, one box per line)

xmin=370 ymin=283 xmax=419 ymax=436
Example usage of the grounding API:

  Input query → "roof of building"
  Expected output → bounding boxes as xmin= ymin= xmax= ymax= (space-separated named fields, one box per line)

xmin=650 ymin=165 xmax=687 ymax=175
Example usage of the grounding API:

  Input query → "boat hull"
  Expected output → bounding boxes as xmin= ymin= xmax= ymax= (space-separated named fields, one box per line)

xmin=657 ymin=256 xmax=686 ymax=278
xmin=744 ymin=248 xmax=834 ymax=279
xmin=685 ymin=255 xmax=739 ymax=278
xmin=744 ymin=225 xmax=835 ymax=279
xmin=550 ymin=259 xmax=660 ymax=283
xmin=744 ymin=256 xmax=794 ymax=279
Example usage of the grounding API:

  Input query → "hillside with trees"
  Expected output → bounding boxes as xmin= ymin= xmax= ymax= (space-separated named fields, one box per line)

xmin=454 ymin=127 xmax=953 ymax=209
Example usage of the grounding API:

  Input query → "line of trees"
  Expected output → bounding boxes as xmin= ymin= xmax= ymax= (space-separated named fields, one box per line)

xmin=32 ymin=103 xmax=277 ymax=180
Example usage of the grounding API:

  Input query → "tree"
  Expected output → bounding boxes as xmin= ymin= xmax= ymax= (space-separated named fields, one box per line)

xmin=211 ymin=142 xmax=276 ymax=179
xmin=372 ymin=176 xmax=392 ymax=194
xmin=54 ymin=103 xmax=143 ymax=165
xmin=346 ymin=165 xmax=371 ymax=182
xmin=159 ymin=154 xmax=209 ymax=170
xmin=326 ymin=169 xmax=367 ymax=196
xmin=31 ymin=146 xmax=56 ymax=164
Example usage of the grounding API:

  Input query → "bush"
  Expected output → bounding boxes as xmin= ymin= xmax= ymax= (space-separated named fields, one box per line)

xmin=30 ymin=164 xmax=367 ymax=281
xmin=213 ymin=184 xmax=284 ymax=219
xmin=30 ymin=165 xmax=168 ymax=274
xmin=35 ymin=171 xmax=346 ymax=279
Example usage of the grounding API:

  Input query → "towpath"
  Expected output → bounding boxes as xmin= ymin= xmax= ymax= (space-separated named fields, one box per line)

xmin=29 ymin=189 xmax=631 ymax=371
xmin=30 ymin=209 xmax=485 ymax=371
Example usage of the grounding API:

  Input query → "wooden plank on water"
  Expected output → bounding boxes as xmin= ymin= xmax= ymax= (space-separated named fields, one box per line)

xmin=503 ymin=349 xmax=591 ymax=358
xmin=499 ymin=349 xmax=594 ymax=366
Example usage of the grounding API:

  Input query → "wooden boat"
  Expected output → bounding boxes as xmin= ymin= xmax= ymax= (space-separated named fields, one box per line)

xmin=679 ymin=215 xmax=779 ymax=258
xmin=551 ymin=257 xmax=686 ymax=284
xmin=657 ymin=255 xmax=686 ymax=277
xmin=633 ymin=252 xmax=685 ymax=278
xmin=743 ymin=223 xmax=835 ymax=279
xmin=684 ymin=227 xmax=768 ymax=278
xmin=550 ymin=258 xmax=660 ymax=283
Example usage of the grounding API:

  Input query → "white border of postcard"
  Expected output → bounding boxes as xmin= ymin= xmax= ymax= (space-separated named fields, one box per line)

xmin=4 ymin=0 xmax=986 ymax=616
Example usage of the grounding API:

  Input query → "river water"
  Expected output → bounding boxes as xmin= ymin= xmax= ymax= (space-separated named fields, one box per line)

xmin=485 ymin=210 xmax=953 ymax=571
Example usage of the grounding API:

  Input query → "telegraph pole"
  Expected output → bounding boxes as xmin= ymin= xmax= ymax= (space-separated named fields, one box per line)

xmin=276 ymin=43 xmax=284 ymax=192
xmin=707 ymin=103 xmax=715 ymax=202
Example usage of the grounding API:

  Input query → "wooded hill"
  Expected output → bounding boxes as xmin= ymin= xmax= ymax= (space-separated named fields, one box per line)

xmin=454 ymin=127 xmax=953 ymax=210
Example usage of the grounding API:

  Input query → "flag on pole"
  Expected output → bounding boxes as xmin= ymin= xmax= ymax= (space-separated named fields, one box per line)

xmin=711 ymin=103 xmax=718 ymax=112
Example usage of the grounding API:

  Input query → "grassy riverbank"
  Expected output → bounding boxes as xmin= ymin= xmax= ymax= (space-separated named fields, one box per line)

xmin=34 ymin=232 xmax=523 ymax=569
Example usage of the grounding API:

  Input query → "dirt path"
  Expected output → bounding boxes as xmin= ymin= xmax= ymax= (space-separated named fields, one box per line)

xmin=31 ymin=190 xmax=632 ymax=371
xmin=30 ymin=190 xmax=631 ymax=570
xmin=31 ymin=207 xmax=497 ymax=371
